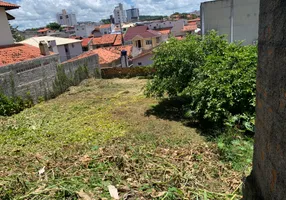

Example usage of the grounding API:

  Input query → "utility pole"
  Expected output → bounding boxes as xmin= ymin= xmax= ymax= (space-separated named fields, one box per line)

xmin=230 ymin=0 xmax=234 ymax=43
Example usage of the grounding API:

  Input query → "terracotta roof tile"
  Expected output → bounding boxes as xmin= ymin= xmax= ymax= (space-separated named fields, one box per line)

xmin=0 ymin=1 xmax=19 ymax=10
xmin=188 ymin=18 xmax=200 ymax=22
xmin=92 ymin=34 xmax=118 ymax=45
xmin=156 ymin=28 xmax=172 ymax=35
xmin=81 ymin=38 xmax=93 ymax=47
xmin=65 ymin=45 xmax=133 ymax=65
xmin=182 ymin=23 xmax=197 ymax=32
xmin=37 ymin=28 xmax=50 ymax=33
xmin=124 ymin=26 xmax=161 ymax=41
xmin=0 ymin=44 xmax=51 ymax=67
xmin=99 ymin=24 xmax=111 ymax=29
xmin=113 ymin=34 xmax=123 ymax=46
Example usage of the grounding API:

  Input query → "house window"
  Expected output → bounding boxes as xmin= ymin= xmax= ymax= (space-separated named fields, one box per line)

xmin=146 ymin=40 xmax=152 ymax=45
xmin=82 ymin=28 xmax=84 ymax=30
xmin=72 ymin=44 xmax=75 ymax=48
xmin=66 ymin=15 xmax=69 ymax=18
xmin=60 ymin=16 xmax=63 ymax=19
xmin=156 ymin=37 xmax=160 ymax=43
xmin=138 ymin=62 xmax=142 ymax=66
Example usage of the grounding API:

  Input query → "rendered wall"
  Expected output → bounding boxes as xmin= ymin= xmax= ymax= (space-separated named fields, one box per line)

xmin=201 ymin=0 xmax=259 ymax=45
xmin=243 ymin=0 xmax=286 ymax=199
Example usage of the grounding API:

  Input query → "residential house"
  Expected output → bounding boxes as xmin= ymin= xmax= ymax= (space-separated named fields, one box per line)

xmin=75 ymin=23 xmax=97 ymax=38
xmin=99 ymin=24 xmax=112 ymax=35
xmin=92 ymin=34 xmax=122 ymax=49
xmin=201 ymin=0 xmax=259 ymax=44
xmin=182 ymin=19 xmax=200 ymax=35
xmin=20 ymin=36 xmax=83 ymax=62
xmin=92 ymin=26 xmax=102 ymax=37
xmin=156 ymin=28 xmax=172 ymax=42
xmin=0 ymin=1 xmax=56 ymax=67
xmin=37 ymin=28 xmax=53 ymax=36
xmin=67 ymin=45 xmax=133 ymax=68
xmin=81 ymin=37 xmax=93 ymax=51
xmin=132 ymin=50 xmax=153 ymax=67
xmin=56 ymin=9 xmax=77 ymax=26
xmin=0 ymin=0 xmax=20 ymax=46
xmin=124 ymin=26 xmax=162 ymax=52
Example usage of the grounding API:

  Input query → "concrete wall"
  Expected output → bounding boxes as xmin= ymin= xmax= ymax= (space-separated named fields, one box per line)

xmin=0 ymin=53 xmax=99 ymax=101
xmin=57 ymin=43 xmax=83 ymax=62
xmin=201 ymin=0 xmax=259 ymax=45
xmin=133 ymin=53 xmax=153 ymax=67
xmin=243 ymin=0 xmax=286 ymax=199
xmin=75 ymin=24 xmax=95 ymax=37
xmin=0 ymin=7 xmax=14 ymax=46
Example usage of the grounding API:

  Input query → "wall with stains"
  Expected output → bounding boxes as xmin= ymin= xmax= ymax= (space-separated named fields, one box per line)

xmin=243 ymin=0 xmax=286 ymax=199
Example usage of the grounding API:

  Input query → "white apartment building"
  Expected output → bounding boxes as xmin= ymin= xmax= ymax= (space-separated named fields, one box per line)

xmin=113 ymin=3 xmax=126 ymax=24
xmin=56 ymin=9 xmax=77 ymax=26
xmin=126 ymin=7 xmax=139 ymax=22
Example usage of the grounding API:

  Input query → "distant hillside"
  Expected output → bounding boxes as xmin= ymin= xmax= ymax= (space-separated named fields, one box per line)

xmin=139 ymin=15 xmax=167 ymax=21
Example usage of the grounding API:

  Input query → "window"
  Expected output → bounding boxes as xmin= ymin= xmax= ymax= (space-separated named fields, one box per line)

xmin=146 ymin=40 xmax=152 ymax=45
xmin=82 ymin=28 xmax=84 ymax=30
xmin=66 ymin=15 xmax=69 ymax=18
xmin=60 ymin=16 xmax=63 ymax=19
xmin=156 ymin=37 xmax=160 ymax=43
xmin=72 ymin=44 xmax=75 ymax=48
xmin=138 ymin=62 xmax=142 ymax=66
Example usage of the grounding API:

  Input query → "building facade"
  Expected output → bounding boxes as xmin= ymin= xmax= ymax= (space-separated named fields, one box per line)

xmin=126 ymin=7 xmax=139 ymax=22
xmin=56 ymin=9 xmax=77 ymax=26
xmin=75 ymin=23 xmax=96 ymax=38
xmin=0 ymin=2 xmax=19 ymax=46
xmin=113 ymin=3 xmax=126 ymax=24
xmin=201 ymin=0 xmax=259 ymax=45
xmin=20 ymin=36 xmax=83 ymax=62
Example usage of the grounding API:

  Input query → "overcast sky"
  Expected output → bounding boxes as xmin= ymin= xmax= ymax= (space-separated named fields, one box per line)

xmin=8 ymin=0 xmax=209 ymax=30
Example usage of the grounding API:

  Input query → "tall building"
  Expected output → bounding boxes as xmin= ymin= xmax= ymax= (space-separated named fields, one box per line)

xmin=56 ymin=9 xmax=77 ymax=26
xmin=126 ymin=7 xmax=139 ymax=22
xmin=113 ymin=3 xmax=126 ymax=24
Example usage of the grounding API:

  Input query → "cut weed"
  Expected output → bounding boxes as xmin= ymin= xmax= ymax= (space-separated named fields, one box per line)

xmin=0 ymin=78 xmax=247 ymax=199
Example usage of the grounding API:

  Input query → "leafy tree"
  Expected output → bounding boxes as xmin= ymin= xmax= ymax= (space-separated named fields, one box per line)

xmin=10 ymin=25 xmax=24 ymax=42
xmin=46 ymin=22 xmax=62 ymax=31
xmin=146 ymin=31 xmax=258 ymax=132
xmin=101 ymin=19 xmax=111 ymax=24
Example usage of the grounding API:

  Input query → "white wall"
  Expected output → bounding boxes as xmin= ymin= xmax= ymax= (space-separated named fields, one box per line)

xmin=201 ymin=0 xmax=259 ymax=45
xmin=133 ymin=53 xmax=153 ymax=67
xmin=171 ymin=19 xmax=186 ymax=37
xmin=57 ymin=42 xmax=82 ymax=62
xmin=0 ymin=7 xmax=14 ymax=46
xmin=75 ymin=24 xmax=95 ymax=37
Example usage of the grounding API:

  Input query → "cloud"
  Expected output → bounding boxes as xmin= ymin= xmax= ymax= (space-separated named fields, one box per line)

xmin=8 ymin=0 xmax=207 ymax=30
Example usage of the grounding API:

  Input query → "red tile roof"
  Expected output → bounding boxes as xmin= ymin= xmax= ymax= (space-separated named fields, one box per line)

xmin=124 ymin=26 xmax=161 ymax=41
xmin=124 ymin=26 xmax=148 ymax=41
xmin=188 ymin=18 xmax=200 ymax=22
xmin=156 ymin=28 xmax=172 ymax=35
xmin=113 ymin=34 xmax=123 ymax=46
xmin=65 ymin=45 xmax=133 ymax=65
xmin=0 ymin=1 xmax=19 ymax=10
xmin=81 ymin=38 xmax=93 ymax=47
xmin=99 ymin=24 xmax=111 ymax=29
xmin=93 ymin=34 xmax=123 ymax=46
xmin=182 ymin=23 xmax=197 ymax=32
xmin=37 ymin=28 xmax=50 ymax=33
xmin=0 ymin=44 xmax=50 ymax=67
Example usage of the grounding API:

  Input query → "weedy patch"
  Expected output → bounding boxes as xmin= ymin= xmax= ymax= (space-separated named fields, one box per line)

xmin=0 ymin=78 xmax=248 ymax=199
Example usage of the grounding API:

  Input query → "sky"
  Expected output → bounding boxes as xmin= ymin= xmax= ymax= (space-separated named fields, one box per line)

xmin=8 ymin=0 xmax=208 ymax=30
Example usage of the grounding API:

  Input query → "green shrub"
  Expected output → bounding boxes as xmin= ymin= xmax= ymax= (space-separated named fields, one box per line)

xmin=146 ymin=31 xmax=258 ymax=132
xmin=0 ymin=93 xmax=33 ymax=116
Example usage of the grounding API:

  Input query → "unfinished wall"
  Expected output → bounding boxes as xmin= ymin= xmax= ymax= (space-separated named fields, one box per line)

xmin=201 ymin=0 xmax=259 ymax=45
xmin=0 ymin=53 xmax=99 ymax=101
xmin=243 ymin=0 xmax=286 ymax=199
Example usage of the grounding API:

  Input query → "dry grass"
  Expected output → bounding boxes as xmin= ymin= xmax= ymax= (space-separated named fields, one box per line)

xmin=0 ymin=78 xmax=243 ymax=199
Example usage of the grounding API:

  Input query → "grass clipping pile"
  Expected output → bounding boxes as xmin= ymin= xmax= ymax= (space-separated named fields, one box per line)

xmin=0 ymin=78 xmax=242 ymax=199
